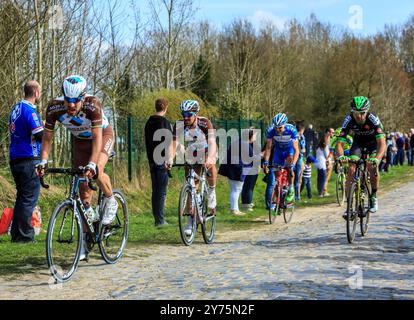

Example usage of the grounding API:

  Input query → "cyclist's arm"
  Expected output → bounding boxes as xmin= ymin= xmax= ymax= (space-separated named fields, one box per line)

xmin=90 ymin=126 xmax=102 ymax=164
xmin=292 ymin=139 xmax=299 ymax=165
xmin=40 ymin=107 xmax=57 ymax=163
xmin=376 ymin=137 xmax=386 ymax=161
xmin=264 ymin=138 xmax=273 ymax=163
xmin=206 ymin=122 xmax=217 ymax=165
xmin=335 ymin=140 xmax=345 ymax=158
xmin=40 ymin=129 xmax=54 ymax=162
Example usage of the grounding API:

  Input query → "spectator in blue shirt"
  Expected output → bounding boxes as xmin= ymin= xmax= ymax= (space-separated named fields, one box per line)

xmin=9 ymin=81 xmax=44 ymax=243
xmin=396 ymin=132 xmax=405 ymax=166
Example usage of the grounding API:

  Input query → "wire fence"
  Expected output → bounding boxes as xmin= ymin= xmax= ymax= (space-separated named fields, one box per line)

xmin=0 ymin=116 xmax=268 ymax=181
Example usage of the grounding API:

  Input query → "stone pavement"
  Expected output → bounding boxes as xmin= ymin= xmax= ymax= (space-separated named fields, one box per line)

xmin=1 ymin=181 xmax=413 ymax=300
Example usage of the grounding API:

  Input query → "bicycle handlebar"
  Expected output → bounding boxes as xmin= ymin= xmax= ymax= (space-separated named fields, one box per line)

xmin=39 ymin=167 xmax=97 ymax=191
xmin=337 ymin=157 xmax=378 ymax=177
xmin=168 ymin=163 xmax=212 ymax=178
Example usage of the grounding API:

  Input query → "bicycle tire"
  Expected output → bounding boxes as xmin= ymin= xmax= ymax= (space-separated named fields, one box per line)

xmin=201 ymin=189 xmax=216 ymax=244
xmin=268 ymin=184 xmax=280 ymax=224
xmin=178 ymin=184 xmax=196 ymax=246
xmin=360 ymin=178 xmax=371 ymax=236
xmin=46 ymin=200 xmax=82 ymax=283
xmin=336 ymin=172 xmax=346 ymax=207
xmin=346 ymin=182 xmax=359 ymax=244
xmin=99 ymin=189 xmax=129 ymax=264
xmin=283 ymin=196 xmax=295 ymax=224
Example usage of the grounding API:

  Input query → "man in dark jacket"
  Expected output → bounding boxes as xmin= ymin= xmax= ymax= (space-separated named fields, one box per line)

xmin=396 ymin=133 xmax=405 ymax=166
xmin=9 ymin=80 xmax=43 ymax=243
xmin=410 ymin=130 xmax=414 ymax=166
xmin=144 ymin=98 xmax=172 ymax=227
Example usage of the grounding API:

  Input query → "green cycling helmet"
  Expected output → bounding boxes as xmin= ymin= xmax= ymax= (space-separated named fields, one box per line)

xmin=351 ymin=96 xmax=371 ymax=112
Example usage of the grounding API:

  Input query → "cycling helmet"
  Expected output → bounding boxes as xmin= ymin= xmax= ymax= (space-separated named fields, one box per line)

xmin=62 ymin=75 xmax=87 ymax=99
xmin=272 ymin=113 xmax=288 ymax=127
xmin=334 ymin=127 xmax=342 ymax=137
xmin=351 ymin=96 xmax=370 ymax=112
xmin=179 ymin=100 xmax=200 ymax=113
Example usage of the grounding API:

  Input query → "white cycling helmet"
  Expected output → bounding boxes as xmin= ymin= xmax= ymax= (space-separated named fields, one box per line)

xmin=179 ymin=100 xmax=200 ymax=113
xmin=272 ymin=113 xmax=288 ymax=127
xmin=62 ymin=75 xmax=87 ymax=101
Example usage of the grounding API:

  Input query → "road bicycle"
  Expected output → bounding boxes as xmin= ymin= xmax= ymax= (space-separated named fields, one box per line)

xmin=171 ymin=163 xmax=216 ymax=246
xmin=344 ymin=152 xmax=376 ymax=244
xmin=267 ymin=165 xmax=295 ymax=224
xmin=40 ymin=165 xmax=128 ymax=283
xmin=334 ymin=160 xmax=347 ymax=207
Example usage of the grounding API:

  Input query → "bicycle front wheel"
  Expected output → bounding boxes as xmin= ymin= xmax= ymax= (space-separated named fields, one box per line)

xmin=283 ymin=199 xmax=295 ymax=223
xmin=99 ymin=189 xmax=129 ymax=264
xmin=46 ymin=200 xmax=82 ymax=283
xmin=360 ymin=180 xmax=371 ymax=236
xmin=268 ymin=185 xmax=280 ymax=224
xmin=346 ymin=182 xmax=359 ymax=244
xmin=201 ymin=190 xmax=216 ymax=244
xmin=336 ymin=172 xmax=346 ymax=207
xmin=178 ymin=184 xmax=197 ymax=246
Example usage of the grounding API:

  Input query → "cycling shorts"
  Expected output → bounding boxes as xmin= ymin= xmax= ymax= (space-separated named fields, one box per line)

xmin=73 ymin=124 xmax=114 ymax=168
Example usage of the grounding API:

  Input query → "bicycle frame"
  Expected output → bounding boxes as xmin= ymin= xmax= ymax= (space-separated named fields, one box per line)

xmin=270 ymin=165 xmax=289 ymax=208
xmin=186 ymin=166 xmax=207 ymax=222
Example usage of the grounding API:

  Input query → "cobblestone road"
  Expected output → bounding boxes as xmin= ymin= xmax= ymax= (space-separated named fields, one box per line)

xmin=1 ymin=181 xmax=413 ymax=300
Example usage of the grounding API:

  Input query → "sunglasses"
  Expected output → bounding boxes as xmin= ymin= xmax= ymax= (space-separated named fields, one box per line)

xmin=182 ymin=112 xmax=196 ymax=117
xmin=64 ymin=96 xmax=83 ymax=104
xmin=352 ymin=111 xmax=367 ymax=115
xmin=275 ymin=126 xmax=284 ymax=130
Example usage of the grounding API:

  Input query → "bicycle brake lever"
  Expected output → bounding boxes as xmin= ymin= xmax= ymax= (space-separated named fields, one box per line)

xmin=39 ymin=176 xmax=50 ymax=189
xmin=88 ymin=179 xmax=98 ymax=191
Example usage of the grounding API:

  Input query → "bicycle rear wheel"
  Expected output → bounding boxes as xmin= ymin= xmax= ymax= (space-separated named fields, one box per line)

xmin=201 ymin=190 xmax=216 ymax=244
xmin=46 ymin=200 xmax=82 ymax=283
xmin=99 ymin=189 xmax=129 ymax=264
xmin=336 ymin=172 xmax=346 ymax=207
xmin=268 ymin=185 xmax=280 ymax=224
xmin=178 ymin=184 xmax=197 ymax=245
xmin=346 ymin=182 xmax=359 ymax=244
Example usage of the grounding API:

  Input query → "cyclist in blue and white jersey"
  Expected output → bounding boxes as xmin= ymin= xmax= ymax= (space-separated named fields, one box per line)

xmin=263 ymin=113 xmax=300 ymax=207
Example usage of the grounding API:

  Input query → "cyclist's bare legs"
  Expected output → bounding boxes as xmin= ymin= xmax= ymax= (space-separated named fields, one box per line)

xmin=205 ymin=164 xmax=217 ymax=187
xmin=367 ymin=162 xmax=379 ymax=190
xmin=96 ymin=152 xmax=113 ymax=198
xmin=78 ymin=152 xmax=113 ymax=206
xmin=285 ymin=156 xmax=295 ymax=186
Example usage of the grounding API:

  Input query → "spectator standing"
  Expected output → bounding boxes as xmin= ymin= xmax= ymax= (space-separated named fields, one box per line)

xmin=300 ymin=155 xmax=318 ymax=201
xmin=323 ymin=128 xmax=335 ymax=197
xmin=391 ymin=133 xmax=397 ymax=165
xmin=410 ymin=129 xmax=414 ymax=166
xmin=304 ymin=124 xmax=316 ymax=156
xmin=404 ymin=132 xmax=411 ymax=166
xmin=383 ymin=133 xmax=393 ymax=172
xmin=294 ymin=121 xmax=306 ymax=201
xmin=219 ymin=129 xmax=260 ymax=216
xmin=9 ymin=81 xmax=43 ymax=243
xmin=315 ymin=136 xmax=330 ymax=197
xmin=396 ymin=132 xmax=405 ymax=166
xmin=144 ymin=98 xmax=172 ymax=227
xmin=241 ymin=128 xmax=261 ymax=211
